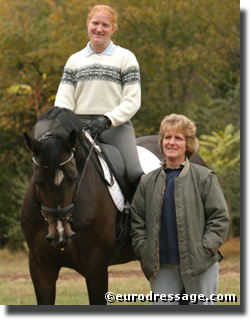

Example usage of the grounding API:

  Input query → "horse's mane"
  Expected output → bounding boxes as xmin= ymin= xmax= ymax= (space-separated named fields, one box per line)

xmin=37 ymin=107 xmax=84 ymax=142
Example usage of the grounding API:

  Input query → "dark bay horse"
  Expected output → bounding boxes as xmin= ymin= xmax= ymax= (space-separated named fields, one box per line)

xmin=21 ymin=107 xmax=206 ymax=305
xmin=21 ymin=107 xmax=136 ymax=305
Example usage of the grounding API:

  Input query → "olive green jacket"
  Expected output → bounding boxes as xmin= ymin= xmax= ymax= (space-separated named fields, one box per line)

xmin=130 ymin=160 xmax=229 ymax=279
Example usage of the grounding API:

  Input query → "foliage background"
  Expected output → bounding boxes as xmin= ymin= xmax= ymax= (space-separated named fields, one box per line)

xmin=0 ymin=0 xmax=240 ymax=248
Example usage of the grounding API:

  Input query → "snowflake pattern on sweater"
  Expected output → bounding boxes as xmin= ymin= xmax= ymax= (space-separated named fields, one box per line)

xmin=61 ymin=64 xmax=140 ymax=87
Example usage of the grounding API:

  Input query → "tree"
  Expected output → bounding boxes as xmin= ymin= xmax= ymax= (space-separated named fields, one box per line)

xmin=115 ymin=0 xmax=240 ymax=136
xmin=199 ymin=124 xmax=240 ymax=236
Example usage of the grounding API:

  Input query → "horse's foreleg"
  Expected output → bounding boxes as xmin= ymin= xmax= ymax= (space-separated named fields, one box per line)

xmin=85 ymin=265 xmax=108 ymax=305
xmin=29 ymin=251 xmax=60 ymax=305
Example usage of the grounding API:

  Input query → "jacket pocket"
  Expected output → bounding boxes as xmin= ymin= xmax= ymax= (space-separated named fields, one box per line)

xmin=140 ymin=243 xmax=147 ymax=268
xmin=190 ymin=242 xmax=214 ymax=276
xmin=136 ymin=243 xmax=145 ymax=260
xmin=140 ymin=243 xmax=156 ymax=279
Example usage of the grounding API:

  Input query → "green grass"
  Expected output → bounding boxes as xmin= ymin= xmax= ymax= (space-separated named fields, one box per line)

xmin=0 ymin=238 xmax=240 ymax=305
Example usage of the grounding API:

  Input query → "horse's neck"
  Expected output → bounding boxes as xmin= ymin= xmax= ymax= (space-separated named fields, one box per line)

xmin=75 ymin=142 xmax=91 ymax=169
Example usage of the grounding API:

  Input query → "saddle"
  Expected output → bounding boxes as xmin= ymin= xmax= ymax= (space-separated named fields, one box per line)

xmin=84 ymin=131 xmax=161 ymax=207
xmin=84 ymin=131 xmax=131 ymax=207
xmin=99 ymin=142 xmax=130 ymax=200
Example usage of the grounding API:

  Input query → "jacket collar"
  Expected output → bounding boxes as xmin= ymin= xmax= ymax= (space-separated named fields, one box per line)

xmin=161 ymin=158 xmax=190 ymax=178
xmin=179 ymin=159 xmax=190 ymax=177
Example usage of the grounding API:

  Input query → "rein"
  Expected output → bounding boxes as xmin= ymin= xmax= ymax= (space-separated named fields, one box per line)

xmin=75 ymin=133 xmax=97 ymax=199
xmin=34 ymin=132 xmax=97 ymax=224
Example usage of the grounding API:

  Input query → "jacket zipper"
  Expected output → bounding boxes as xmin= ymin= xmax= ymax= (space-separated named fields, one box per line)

xmin=154 ymin=174 xmax=166 ymax=276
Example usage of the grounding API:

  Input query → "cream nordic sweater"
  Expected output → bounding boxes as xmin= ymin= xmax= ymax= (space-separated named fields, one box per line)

xmin=55 ymin=42 xmax=141 ymax=127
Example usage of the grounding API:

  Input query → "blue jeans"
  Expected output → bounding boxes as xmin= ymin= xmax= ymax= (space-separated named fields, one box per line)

xmin=150 ymin=262 xmax=219 ymax=305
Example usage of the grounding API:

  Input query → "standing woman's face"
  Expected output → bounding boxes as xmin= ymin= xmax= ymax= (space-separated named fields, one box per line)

xmin=162 ymin=129 xmax=187 ymax=164
xmin=87 ymin=11 xmax=115 ymax=49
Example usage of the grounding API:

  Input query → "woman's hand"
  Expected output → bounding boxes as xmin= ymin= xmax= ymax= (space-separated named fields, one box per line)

xmin=89 ymin=116 xmax=111 ymax=137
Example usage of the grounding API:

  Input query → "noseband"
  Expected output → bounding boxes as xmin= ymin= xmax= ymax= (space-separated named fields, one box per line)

xmin=33 ymin=131 xmax=97 ymax=225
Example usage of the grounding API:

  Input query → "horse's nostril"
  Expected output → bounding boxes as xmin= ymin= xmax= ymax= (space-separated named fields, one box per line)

xmin=69 ymin=231 xmax=76 ymax=239
xmin=46 ymin=235 xmax=54 ymax=242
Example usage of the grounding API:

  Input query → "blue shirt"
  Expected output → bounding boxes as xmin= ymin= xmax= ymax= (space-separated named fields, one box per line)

xmin=159 ymin=168 xmax=182 ymax=264
xmin=84 ymin=41 xmax=117 ymax=57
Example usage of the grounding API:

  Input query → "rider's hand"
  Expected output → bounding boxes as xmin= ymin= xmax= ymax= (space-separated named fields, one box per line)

xmin=89 ymin=116 xmax=111 ymax=137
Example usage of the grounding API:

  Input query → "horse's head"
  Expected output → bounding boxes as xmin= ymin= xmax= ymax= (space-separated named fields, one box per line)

xmin=23 ymin=129 xmax=79 ymax=250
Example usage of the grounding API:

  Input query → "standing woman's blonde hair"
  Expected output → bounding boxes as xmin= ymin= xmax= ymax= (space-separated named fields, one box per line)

xmin=87 ymin=5 xmax=118 ymax=32
xmin=159 ymin=114 xmax=199 ymax=159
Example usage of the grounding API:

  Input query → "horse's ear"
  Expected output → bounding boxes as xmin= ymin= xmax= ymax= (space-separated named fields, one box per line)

xmin=64 ymin=130 xmax=78 ymax=151
xmin=23 ymin=132 xmax=41 ymax=155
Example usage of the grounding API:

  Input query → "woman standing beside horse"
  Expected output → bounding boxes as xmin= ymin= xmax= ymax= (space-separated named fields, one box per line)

xmin=55 ymin=4 xmax=143 ymax=195
xmin=131 ymin=114 xmax=229 ymax=305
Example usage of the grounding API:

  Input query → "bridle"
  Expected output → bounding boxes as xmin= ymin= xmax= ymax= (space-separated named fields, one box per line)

xmin=32 ymin=152 xmax=74 ymax=169
xmin=33 ymin=131 xmax=97 ymax=225
xmin=33 ymin=151 xmax=76 ymax=224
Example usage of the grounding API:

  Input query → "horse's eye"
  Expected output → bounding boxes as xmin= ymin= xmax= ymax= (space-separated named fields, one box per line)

xmin=35 ymin=181 xmax=44 ymax=190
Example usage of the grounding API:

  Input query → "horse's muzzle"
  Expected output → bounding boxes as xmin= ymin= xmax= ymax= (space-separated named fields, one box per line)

xmin=46 ymin=219 xmax=75 ymax=249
